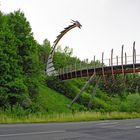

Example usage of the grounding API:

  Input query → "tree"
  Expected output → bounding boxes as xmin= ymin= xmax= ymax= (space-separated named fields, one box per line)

xmin=39 ymin=39 xmax=51 ymax=70
xmin=0 ymin=10 xmax=43 ymax=107
xmin=8 ymin=10 xmax=42 ymax=99
xmin=0 ymin=12 xmax=28 ymax=107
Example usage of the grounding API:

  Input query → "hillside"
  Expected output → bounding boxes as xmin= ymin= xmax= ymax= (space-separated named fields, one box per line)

xmin=36 ymin=84 xmax=85 ymax=113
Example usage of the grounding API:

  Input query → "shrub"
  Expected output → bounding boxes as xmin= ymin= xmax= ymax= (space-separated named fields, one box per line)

xmin=120 ymin=93 xmax=140 ymax=112
xmin=4 ymin=104 xmax=30 ymax=117
xmin=92 ymin=97 xmax=113 ymax=112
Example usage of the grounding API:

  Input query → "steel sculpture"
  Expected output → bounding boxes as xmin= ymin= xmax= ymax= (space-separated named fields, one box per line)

xmin=46 ymin=20 xmax=82 ymax=76
xmin=46 ymin=21 xmax=140 ymax=108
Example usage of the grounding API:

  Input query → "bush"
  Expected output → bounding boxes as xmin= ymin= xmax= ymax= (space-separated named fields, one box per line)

xmin=4 ymin=104 xmax=30 ymax=117
xmin=80 ymin=93 xmax=90 ymax=106
xmin=120 ymin=93 xmax=140 ymax=112
xmin=92 ymin=97 xmax=114 ymax=112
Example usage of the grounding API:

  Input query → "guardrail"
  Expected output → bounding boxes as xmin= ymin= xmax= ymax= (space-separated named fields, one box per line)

xmin=57 ymin=44 xmax=140 ymax=80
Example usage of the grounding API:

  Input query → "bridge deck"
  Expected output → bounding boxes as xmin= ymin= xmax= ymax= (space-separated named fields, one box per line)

xmin=58 ymin=63 xmax=140 ymax=80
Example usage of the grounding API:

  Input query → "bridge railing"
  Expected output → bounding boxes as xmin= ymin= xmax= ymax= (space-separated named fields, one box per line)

xmin=58 ymin=54 xmax=140 ymax=76
xmin=101 ymin=55 xmax=140 ymax=66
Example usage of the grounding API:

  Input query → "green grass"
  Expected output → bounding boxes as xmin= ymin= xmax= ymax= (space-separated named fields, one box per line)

xmin=0 ymin=85 xmax=140 ymax=124
xmin=36 ymin=84 xmax=85 ymax=113
xmin=0 ymin=112 xmax=140 ymax=124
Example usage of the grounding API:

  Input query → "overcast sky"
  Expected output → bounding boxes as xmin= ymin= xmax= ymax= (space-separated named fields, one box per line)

xmin=1 ymin=0 xmax=140 ymax=61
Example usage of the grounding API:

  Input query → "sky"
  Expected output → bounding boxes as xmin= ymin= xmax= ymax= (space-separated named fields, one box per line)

xmin=1 ymin=0 xmax=140 ymax=62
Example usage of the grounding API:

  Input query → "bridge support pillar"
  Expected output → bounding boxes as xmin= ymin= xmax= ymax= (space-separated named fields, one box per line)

xmin=88 ymin=77 xmax=100 ymax=109
xmin=67 ymin=73 xmax=96 ymax=108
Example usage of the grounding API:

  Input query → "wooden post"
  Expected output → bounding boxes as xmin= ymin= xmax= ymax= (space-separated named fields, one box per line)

xmin=135 ymin=49 xmax=136 ymax=64
xmin=133 ymin=41 xmax=136 ymax=74
xmin=121 ymin=45 xmax=124 ymax=75
xmin=111 ymin=49 xmax=115 ymax=80
xmin=134 ymin=45 xmax=136 ymax=64
xmin=116 ymin=56 xmax=118 ymax=65
xmin=102 ymin=52 xmax=106 ymax=83
xmin=125 ymin=52 xmax=127 ymax=65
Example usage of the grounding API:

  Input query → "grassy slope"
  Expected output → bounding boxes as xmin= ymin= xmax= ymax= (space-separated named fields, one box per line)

xmin=1 ymin=85 xmax=140 ymax=124
xmin=37 ymin=84 xmax=84 ymax=113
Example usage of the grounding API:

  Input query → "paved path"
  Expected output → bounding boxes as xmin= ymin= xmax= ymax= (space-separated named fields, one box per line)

xmin=0 ymin=119 xmax=140 ymax=140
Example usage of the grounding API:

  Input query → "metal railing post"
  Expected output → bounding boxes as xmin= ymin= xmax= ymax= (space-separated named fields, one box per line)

xmin=133 ymin=41 xmax=136 ymax=74
xmin=102 ymin=52 xmax=106 ymax=83
xmin=125 ymin=52 xmax=127 ymax=65
xmin=121 ymin=45 xmax=124 ymax=75
xmin=116 ymin=56 xmax=118 ymax=65
xmin=111 ymin=49 xmax=115 ymax=80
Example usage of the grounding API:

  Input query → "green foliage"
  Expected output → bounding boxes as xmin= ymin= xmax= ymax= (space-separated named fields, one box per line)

xmin=0 ymin=10 xmax=42 ymax=107
xmin=80 ymin=93 xmax=90 ymax=105
xmin=39 ymin=39 xmax=51 ymax=70
xmin=92 ymin=97 xmax=110 ymax=112
xmin=99 ymin=75 xmax=125 ymax=96
xmin=53 ymin=46 xmax=80 ymax=69
xmin=46 ymin=76 xmax=87 ymax=105
xmin=120 ymin=93 xmax=140 ymax=112
xmin=46 ymin=76 xmax=109 ymax=111
xmin=36 ymin=84 xmax=85 ymax=113
xmin=99 ymin=74 xmax=140 ymax=96
xmin=4 ymin=104 xmax=30 ymax=117
xmin=125 ymin=74 xmax=140 ymax=93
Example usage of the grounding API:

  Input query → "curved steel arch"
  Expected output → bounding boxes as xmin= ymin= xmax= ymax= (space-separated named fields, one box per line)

xmin=46 ymin=20 xmax=82 ymax=76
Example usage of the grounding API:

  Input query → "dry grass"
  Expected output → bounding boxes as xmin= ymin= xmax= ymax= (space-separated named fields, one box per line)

xmin=0 ymin=112 xmax=140 ymax=124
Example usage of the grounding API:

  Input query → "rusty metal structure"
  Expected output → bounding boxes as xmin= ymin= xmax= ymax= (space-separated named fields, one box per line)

xmin=46 ymin=21 xmax=140 ymax=108
xmin=66 ymin=43 xmax=140 ymax=108
xmin=57 ymin=41 xmax=140 ymax=80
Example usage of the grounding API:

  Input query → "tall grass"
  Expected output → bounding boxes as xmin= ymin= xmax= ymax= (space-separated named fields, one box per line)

xmin=0 ymin=112 xmax=140 ymax=124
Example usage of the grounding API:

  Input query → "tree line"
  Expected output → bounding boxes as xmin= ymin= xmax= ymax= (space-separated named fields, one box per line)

xmin=0 ymin=10 xmax=43 ymax=108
